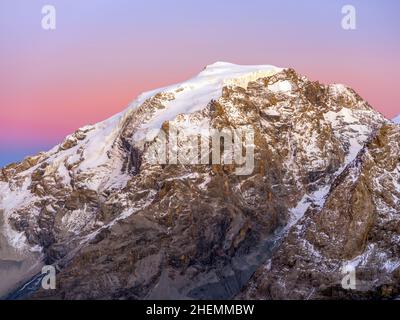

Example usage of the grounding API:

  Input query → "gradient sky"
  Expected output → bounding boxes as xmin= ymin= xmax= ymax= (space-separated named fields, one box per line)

xmin=1 ymin=0 xmax=399 ymax=167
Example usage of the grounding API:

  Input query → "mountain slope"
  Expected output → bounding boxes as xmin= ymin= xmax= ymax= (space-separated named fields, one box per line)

xmin=241 ymin=124 xmax=400 ymax=299
xmin=0 ymin=62 xmax=395 ymax=299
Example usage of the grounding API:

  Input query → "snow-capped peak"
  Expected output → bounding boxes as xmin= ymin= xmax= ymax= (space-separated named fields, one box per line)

xmin=1 ymin=62 xmax=396 ymax=300
xmin=201 ymin=61 xmax=282 ymax=76
xmin=1 ymin=63 xmax=286 ymax=191
xmin=393 ymin=114 xmax=400 ymax=124
xmin=131 ymin=62 xmax=284 ymax=141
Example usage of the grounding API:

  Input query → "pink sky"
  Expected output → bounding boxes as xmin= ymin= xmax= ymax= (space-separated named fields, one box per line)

xmin=1 ymin=0 xmax=399 ymax=165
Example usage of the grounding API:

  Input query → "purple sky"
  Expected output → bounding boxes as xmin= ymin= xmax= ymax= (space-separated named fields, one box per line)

xmin=1 ymin=0 xmax=399 ymax=166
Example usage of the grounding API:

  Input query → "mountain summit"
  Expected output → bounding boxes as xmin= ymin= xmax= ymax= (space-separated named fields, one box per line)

xmin=0 ymin=63 xmax=399 ymax=299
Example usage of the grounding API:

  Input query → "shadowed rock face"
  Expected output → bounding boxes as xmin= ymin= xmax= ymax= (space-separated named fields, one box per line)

xmin=0 ymin=211 xmax=42 ymax=297
xmin=0 ymin=63 xmax=397 ymax=299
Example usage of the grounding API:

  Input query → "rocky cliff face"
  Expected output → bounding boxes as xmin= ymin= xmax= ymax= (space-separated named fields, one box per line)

xmin=0 ymin=62 xmax=397 ymax=299
xmin=241 ymin=124 xmax=400 ymax=299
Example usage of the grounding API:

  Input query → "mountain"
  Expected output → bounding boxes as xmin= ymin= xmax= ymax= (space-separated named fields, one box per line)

xmin=0 ymin=62 xmax=398 ymax=300
xmin=393 ymin=115 xmax=400 ymax=124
